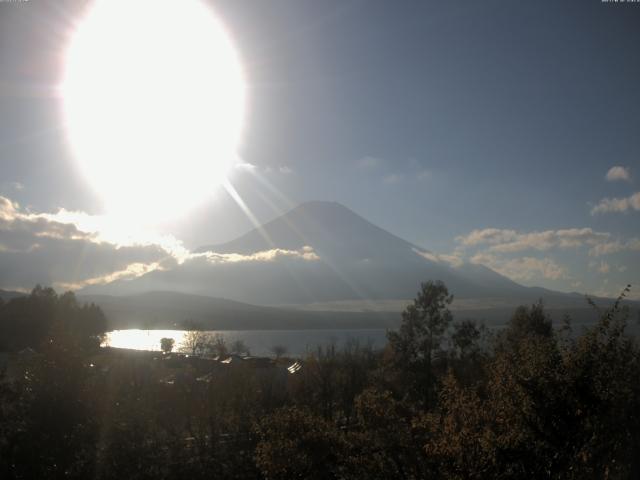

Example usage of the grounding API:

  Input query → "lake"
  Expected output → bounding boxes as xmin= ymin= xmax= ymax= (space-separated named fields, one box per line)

xmin=103 ymin=315 xmax=616 ymax=357
xmin=103 ymin=328 xmax=391 ymax=357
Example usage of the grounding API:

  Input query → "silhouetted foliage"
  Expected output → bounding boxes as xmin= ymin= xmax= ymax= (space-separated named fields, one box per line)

xmin=498 ymin=300 xmax=553 ymax=351
xmin=386 ymin=280 xmax=453 ymax=405
xmin=255 ymin=406 xmax=346 ymax=479
xmin=450 ymin=319 xmax=484 ymax=358
xmin=420 ymin=285 xmax=640 ymax=479
xmin=269 ymin=344 xmax=288 ymax=359
xmin=0 ymin=285 xmax=106 ymax=352
xmin=179 ymin=329 xmax=207 ymax=356
xmin=230 ymin=338 xmax=250 ymax=356
xmin=1 ymin=283 xmax=638 ymax=479
xmin=160 ymin=337 xmax=175 ymax=353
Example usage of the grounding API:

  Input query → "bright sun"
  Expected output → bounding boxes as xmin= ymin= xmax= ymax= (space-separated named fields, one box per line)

xmin=62 ymin=0 xmax=245 ymax=221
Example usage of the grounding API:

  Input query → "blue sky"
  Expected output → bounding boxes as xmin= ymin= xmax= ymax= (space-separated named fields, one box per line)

xmin=0 ymin=0 xmax=638 ymax=298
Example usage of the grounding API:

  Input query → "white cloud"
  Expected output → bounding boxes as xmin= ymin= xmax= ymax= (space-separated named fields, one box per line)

xmin=235 ymin=162 xmax=294 ymax=176
xmin=1 ymin=196 xmax=185 ymax=251
xmin=591 ymin=192 xmax=640 ymax=215
xmin=470 ymin=253 xmax=567 ymax=281
xmin=456 ymin=227 xmax=611 ymax=253
xmin=590 ymin=284 xmax=639 ymax=301
xmin=588 ymin=240 xmax=623 ymax=257
xmin=192 ymin=245 xmax=319 ymax=264
xmin=56 ymin=262 xmax=165 ymax=291
xmin=588 ymin=238 xmax=640 ymax=257
xmin=605 ymin=166 xmax=631 ymax=182
xmin=240 ymin=163 xmax=295 ymax=176
xmin=457 ymin=226 xmax=640 ymax=260
xmin=0 ymin=196 xmax=174 ymax=291
xmin=590 ymin=261 xmax=610 ymax=274
xmin=0 ymin=196 xmax=320 ymax=292
xmin=456 ymin=228 xmax=518 ymax=247
xmin=0 ymin=196 xmax=18 ymax=219
xmin=235 ymin=161 xmax=258 ymax=172
xmin=598 ymin=262 xmax=610 ymax=274
xmin=454 ymin=222 xmax=638 ymax=291
xmin=413 ymin=248 xmax=464 ymax=268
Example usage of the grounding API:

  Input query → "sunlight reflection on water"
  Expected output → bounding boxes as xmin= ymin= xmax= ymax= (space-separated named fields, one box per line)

xmin=102 ymin=329 xmax=389 ymax=356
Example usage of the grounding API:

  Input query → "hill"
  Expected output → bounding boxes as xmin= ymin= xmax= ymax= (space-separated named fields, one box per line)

xmin=79 ymin=291 xmax=400 ymax=330
xmin=0 ymin=289 xmax=26 ymax=302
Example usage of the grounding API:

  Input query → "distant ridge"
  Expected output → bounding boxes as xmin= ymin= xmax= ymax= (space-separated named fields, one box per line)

xmin=79 ymin=291 xmax=399 ymax=330
xmin=0 ymin=289 xmax=26 ymax=302
xmin=79 ymin=290 xmax=635 ymax=332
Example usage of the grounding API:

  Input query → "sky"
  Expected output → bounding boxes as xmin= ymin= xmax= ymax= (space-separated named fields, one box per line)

xmin=0 ymin=0 xmax=639 ymax=298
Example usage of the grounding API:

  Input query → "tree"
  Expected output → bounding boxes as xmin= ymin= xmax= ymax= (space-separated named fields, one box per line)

xmin=387 ymin=280 xmax=453 ymax=405
xmin=255 ymin=406 xmax=345 ymax=480
xmin=270 ymin=344 xmax=288 ymax=359
xmin=180 ymin=329 xmax=207 ymax=356
xmin=422 ymin=287 xmax=640 ymax=478
xmin=497 ymin=300 xmax=552 ymax=352
xmin=160 ymin=337 xmax=174 ymax=354
xmin=1 ymin=327 xmax=102 ymax=478
xmin=449 ymin=319 xmax=487 ymax=386
xmin=206 ymin=333 xmax=228 ymax=357
xmin=230 ymin=338 xmax=250 ymax=356
xmin=54 ymin=291 xmax=107 ymax=350
xmin=0 ymin=286 xmax=107 ymax=352
xmin=346 ymin=388 xmax=428 ymax=478
xmin=450 ymin=320 xmax=483 ymax=358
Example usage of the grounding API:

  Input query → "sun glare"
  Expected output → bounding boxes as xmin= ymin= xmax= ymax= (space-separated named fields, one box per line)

xmin=62 ymin=0 xmax=246 ymax=221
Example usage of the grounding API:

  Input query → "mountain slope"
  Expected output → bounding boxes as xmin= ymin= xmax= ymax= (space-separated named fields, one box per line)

xmin=194 ymin=201 xmax=532 ymax=301
xmin=85 ymin=201 xmax=590 ymax=307
xmin=199 ymin=201 xmax=432 ymax=266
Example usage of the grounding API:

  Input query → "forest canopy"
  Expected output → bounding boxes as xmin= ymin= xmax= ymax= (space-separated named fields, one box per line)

xmin=0 ymin=282 xmax=638 ymax=479
xmin=0 ymin=285 xmax=107 ymax=351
